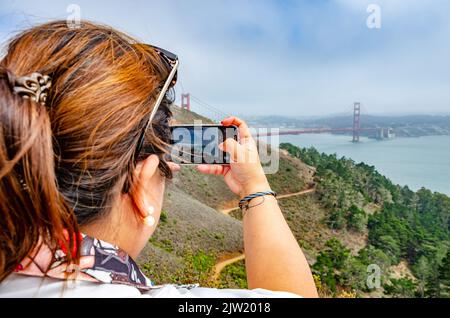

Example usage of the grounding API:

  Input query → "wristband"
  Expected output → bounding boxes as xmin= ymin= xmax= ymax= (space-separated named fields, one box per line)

xmin=238 ymin=191 xmax=277 ymax=211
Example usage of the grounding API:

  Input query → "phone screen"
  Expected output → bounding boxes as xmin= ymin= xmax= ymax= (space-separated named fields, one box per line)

xmin=167 ymin=125 xmax=239 ymax=164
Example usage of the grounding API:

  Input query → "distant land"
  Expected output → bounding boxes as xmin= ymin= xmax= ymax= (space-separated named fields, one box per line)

xmin=244 ymin=114 xmax=450 ymax=138
xmin=138 ymin=106 xmax=449 ymax=298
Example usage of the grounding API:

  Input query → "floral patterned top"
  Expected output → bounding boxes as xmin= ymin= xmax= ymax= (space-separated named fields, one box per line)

xmin=14 ymin=233 xmax=154 ymax=291
xmin=5 ymin=233 xmax=297 ymax=298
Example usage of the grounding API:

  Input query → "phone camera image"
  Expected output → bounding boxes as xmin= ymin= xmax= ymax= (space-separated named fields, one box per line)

xmin=168 ymin=125 xmax=238 ymax=165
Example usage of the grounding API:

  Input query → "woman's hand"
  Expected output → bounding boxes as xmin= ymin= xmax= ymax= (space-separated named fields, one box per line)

xmin=196 ymin=117 xmax=271 ymax=198
xmin=198 ymin=117 xmax=318 ymax=297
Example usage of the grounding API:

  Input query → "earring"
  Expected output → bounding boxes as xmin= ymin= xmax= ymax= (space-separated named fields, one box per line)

xmin=143 ymin=215 xmax=155 ymax=227
xmin=142 ymin=205 xmax=155 ymax=227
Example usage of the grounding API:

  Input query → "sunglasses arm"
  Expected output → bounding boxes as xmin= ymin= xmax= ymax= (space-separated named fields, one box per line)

xmin=145 ymin=60 xmax=179 ymax=131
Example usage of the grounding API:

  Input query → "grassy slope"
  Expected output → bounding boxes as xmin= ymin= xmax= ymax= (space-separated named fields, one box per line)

xmin=137 ymin=105 xmax=370 ymax=291
xmin=139 ymin=184 xmax=243 ymax=286
xmin=137 ymin=106 xmax=242 ymax=286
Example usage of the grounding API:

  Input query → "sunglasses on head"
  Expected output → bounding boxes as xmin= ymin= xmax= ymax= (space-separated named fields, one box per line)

xmin=134 ymin=44 xmax=179 ymax=159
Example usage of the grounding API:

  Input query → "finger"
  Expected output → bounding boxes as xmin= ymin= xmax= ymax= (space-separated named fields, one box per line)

xmin=196 ymin=164 xmax=226 ymax=175
xmin=222 ymin=165 xmax=231 ymax=175
xmin=167 ymin=162 xmax=181 ymax=173
xmin=220 ymin=138 xmax=244 ymax=163
xmin=221 ymin=116 xmax=252 ymax=141
xmin=221 ymin=117 xmax=236 ymax=126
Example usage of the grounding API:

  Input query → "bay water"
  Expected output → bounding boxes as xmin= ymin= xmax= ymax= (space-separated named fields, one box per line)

xmin=280 ymin=134 xmax=450 ymax=196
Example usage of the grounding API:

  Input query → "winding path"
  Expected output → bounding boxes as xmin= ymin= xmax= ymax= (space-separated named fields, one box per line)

xmin=212 ymin=254 xmax=246 ymax=282
xmin=212 ymin=187 xmax=315 ymax=282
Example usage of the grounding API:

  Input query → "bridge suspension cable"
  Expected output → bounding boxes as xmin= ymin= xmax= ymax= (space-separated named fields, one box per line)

xmin=189 ymin=94 xmax=232 ymax=123
xmin=178 ymin=94 xmax=391 ymax=142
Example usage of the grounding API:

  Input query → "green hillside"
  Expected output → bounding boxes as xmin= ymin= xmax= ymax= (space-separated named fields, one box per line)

xmin=137 ymin=106 xmax=449 ymax=298
xmin=281 ymin=143 xmax=450 ymax=297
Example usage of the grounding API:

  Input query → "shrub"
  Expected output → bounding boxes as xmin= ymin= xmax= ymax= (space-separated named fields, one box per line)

xmin=327 ymin=210 xmax=346 ymax=230
xmin=347 ymin=205 xmax=367 ymax=232
xmin=160 ymin=210 xmax=168 ymax=224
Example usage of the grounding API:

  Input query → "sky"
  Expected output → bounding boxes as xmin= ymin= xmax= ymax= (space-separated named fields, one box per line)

xmin=0 ymin=0 xmax=449 ymax=117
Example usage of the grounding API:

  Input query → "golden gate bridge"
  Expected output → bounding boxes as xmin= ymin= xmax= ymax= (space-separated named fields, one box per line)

xmin=180 ymin=94 xmax=394 ymax=142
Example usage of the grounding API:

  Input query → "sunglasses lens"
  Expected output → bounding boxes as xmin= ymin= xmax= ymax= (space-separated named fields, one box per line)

xmin=155 ymin=46 xmax=178 ymax=61
xmin=151 ymin=46 xmax=178 ymax=87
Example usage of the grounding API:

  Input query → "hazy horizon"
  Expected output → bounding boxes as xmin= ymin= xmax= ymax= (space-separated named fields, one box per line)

xmin=244 ymin=110 xmax=450 ymax=119
xmin=1 ymin=0 xmax=449 ymax=117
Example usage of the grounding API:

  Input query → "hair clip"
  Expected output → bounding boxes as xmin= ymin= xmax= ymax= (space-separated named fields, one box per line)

xmin=13 ymin=72 xmax=52 ymax=106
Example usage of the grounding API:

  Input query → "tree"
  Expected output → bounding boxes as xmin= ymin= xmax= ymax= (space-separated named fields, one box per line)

xmin=438 ymin=250 xmax=450 ymax=297
xmin=280 ymin=142 xmax=450 ymax=298
xmin=423 ymin=249 xmax=447 ymax=298
xmin=384 ymin=278 xmax=417 ymax=298
xmin=313 ymin=239 xmax=351 ymax=293
xmin=327 ymin=210 xmax=346 ymax=230
xmin=376 ymin=235 xmax=401 ymax=263
xmin=358 ymin=246 xmax=392 ymax=270
xmin=413 ymin=256 xmax=430 ymax=298
xmin=347 ymin=205 xmax=368 ymax=232
xmin=340 ymin=257 xmax=367 ymax=291
xmin=324 ymin=238 xmax=351 ymax=268
xmin=357 ymin=245 xmax=392 ymax=289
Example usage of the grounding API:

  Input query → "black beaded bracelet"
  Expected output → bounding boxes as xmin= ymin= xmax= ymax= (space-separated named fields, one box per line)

xmin=238 ymin=191 xmax=277 ymax=211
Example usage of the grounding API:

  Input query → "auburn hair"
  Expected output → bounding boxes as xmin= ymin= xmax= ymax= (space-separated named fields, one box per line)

xmin=0 ymin=20 xmax=174 ymax=282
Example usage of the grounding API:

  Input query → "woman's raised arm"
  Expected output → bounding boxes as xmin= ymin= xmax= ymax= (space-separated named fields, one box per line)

xmin=197 ymin=117 xmax=318 ymax=298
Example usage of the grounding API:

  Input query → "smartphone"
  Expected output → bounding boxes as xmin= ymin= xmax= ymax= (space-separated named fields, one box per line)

xmin=167 ymin=125 xmax=239 ymax=164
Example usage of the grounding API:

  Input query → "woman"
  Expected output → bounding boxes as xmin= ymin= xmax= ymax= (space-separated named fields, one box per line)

xmin=0 ymin=20 xmax=318 ymax=298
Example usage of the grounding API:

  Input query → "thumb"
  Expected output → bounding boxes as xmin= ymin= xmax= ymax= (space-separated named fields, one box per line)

xmin=220 ymin=138 xmax=244 ymax=163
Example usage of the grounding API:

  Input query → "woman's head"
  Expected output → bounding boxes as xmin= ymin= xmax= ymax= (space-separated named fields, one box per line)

xmin=0 ymin=20 xmax=175 ymax=281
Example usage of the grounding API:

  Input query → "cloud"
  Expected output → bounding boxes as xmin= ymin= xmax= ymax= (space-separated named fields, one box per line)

xmin=0 ymin=0 xmax=449 ymax=116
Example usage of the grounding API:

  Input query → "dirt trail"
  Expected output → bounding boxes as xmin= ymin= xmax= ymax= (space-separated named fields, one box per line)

xmin=219 ymin=187 xmax=316 ymax=215
xmin=212 ymin=187 xmax=316 ymax=281
xmin=212 ymin=253 xmax=246 ymax=282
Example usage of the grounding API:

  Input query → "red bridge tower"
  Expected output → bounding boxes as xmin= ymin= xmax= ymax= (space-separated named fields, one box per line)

xmin=181 ymin=93 xmax=191 ymax=111
xmin=352 ymin=102 xmax=361 ymax=142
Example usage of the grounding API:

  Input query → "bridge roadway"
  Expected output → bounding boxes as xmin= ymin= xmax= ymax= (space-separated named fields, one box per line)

xmin=252 ymin=127 xmax=384 ymax=137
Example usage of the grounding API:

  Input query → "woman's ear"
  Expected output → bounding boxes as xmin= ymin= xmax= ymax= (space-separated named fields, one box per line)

xmin=131 ymin=155 xmax=161 ymax=220
xmin=138 ymin=154 xmax=160 ymax=186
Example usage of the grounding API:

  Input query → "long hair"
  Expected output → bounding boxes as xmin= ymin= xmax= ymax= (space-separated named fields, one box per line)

xmin=0 ymin=20 xmax=174 ymax=282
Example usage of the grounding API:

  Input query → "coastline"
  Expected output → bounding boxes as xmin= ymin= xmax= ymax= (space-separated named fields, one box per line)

xmin=279 ymin=134 xmax=450 ymax=196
